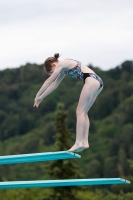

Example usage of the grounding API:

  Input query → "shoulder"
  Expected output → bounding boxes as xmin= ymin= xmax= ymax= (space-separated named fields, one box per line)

xmin=56 ymin=60 xmax=68 ymax=70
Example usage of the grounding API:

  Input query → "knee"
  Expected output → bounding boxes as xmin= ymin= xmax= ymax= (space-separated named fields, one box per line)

xmin=76 ymin=108 xmax=87 ymax=116
xmin=76 ymin=108 xmax=80 ymax=116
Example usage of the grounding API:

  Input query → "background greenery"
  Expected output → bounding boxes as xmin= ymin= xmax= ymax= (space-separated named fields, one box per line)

xmin=0 ymin=60 xmax=133 ymax=199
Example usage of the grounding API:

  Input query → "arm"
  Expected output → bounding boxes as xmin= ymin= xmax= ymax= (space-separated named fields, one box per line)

xmin=34 ymin=71 xmax=65 ymax=107
xmin=39 ymin=72 xmax=65 ymax=99
xmin=35 ymin=65 xmax=63 ymax=99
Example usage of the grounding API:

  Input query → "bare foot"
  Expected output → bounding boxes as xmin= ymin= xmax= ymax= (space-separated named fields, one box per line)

xmin=75 ymin=145 xmax=89 ymax=153
xmin=68 ymin=143 xmax=84 ymax=153
xmin=75 ymin=144 xmax=89 ymax=152
xmin=83 ymin=143 xmax=89 ymax=149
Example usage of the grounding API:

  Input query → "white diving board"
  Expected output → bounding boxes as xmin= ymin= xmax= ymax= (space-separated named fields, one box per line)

xmin=0 ymin=151 xmax=80 ymax=165
xmin=0 ymin=178 xmax=130 ymax=189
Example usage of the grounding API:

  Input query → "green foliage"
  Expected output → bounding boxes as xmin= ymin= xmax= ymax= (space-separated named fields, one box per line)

xmin=0 ymin=60 xmax=133 ymax=199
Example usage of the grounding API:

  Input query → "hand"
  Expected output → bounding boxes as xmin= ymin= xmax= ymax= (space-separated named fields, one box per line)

xmin=33 ymin=97 xmax=43 ymax=108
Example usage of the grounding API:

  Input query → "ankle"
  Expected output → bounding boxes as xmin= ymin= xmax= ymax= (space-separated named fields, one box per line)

xmin=82 ymin=141 xmax=89 ymax=146
xmin=75 ymin=142 xmax=83 ymax=146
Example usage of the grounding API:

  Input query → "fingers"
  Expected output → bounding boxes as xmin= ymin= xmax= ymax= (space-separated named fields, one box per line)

xmin=33 ymin=103 xmax=39 ymax=108
xmin=33 ymin=102 xmax=36 ymax=107
xmin=33 ymin=97 xmax=42 ymax=108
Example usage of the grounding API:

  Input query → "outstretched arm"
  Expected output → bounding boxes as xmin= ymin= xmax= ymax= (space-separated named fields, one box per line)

xmin=40 ymin=72 xmax=65 ymax=99
xmin=34 ymin=71 xmax=65 ymax=107
xmin=35 ymin=66 xmax=62 ymax=98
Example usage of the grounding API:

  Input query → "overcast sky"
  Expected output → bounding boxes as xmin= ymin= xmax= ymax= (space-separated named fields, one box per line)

xmin=0 ymin=0 xmax=133 ymax=70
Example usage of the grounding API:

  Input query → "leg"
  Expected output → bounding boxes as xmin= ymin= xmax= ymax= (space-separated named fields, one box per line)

xmin=82 ymin=86 xmax=103 ymax=149
xmin=82 ymin=114 xmax=90 ymax=148
xmin=68 ymin=77 xmax=100 ymax=152
xmin=82 ymin=85 xmax=103 ymax=149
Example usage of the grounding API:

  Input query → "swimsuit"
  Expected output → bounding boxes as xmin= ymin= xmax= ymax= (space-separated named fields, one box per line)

xmin=63 ymin=59 xmax=103 ymax=89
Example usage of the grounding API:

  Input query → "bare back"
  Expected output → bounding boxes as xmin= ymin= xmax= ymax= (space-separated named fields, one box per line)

xmin=59 ymin=59 xmax=95 ymax=74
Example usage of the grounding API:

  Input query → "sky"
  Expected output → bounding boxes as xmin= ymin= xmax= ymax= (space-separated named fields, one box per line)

xmin=0 ymin=0 xmax=133 ymax=70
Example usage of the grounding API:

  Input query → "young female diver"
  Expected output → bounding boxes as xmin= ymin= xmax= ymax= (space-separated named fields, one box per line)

xmin=33 ymin=53 xmax=103 ymax=152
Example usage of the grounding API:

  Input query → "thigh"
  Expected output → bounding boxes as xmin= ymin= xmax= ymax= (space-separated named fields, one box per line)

xmin=88 ymin=84 xmax=103 ymax=110
xmin=77 ymin=78 xmax=100 ymax=114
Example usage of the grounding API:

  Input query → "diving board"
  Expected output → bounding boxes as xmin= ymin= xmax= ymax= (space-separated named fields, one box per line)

xmin=0 ymin=178 xmax=130 ymax=189
xmin=0 ymin=151 xmax=80 ymax=165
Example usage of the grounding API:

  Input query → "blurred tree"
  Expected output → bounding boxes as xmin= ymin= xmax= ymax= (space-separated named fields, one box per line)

xmin=43 ymin=103 xmax=83 ymax=200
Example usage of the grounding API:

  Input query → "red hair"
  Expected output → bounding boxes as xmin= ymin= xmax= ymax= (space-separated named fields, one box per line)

xmin=44 ymin=53 xmax=60 ymax=74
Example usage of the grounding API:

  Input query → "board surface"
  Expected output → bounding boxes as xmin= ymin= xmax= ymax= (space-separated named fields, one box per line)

xmin=0 ymin=151 xmax=81 ymax=165
xmin=0 ymin=178 xmax=130 ymax=189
